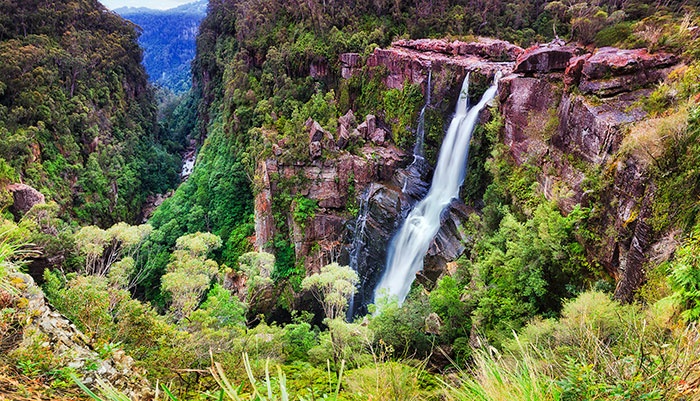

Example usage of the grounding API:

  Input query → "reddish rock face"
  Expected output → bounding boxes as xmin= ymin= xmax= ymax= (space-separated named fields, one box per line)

xmin=582 ymin=47 xmax=677 ymax=79
xmin=564 ymin=54 xmax=591 ymax=88
xmin=310 ymin=60 xmax=328 ymax=78
xmin=339 ymin=53 xmax=361 ymax=79
xmin=393 ymin=37 xmax=523 ymax=61
xmin=514 ymin=44 xmax=581 ymax=74
xmin=498 ymin=75 xmax=557 ymax=165
xmin=577 ymin=47 xmax=678 ymax=96
xmin=254 ymin=110 xmax=406 ymax=274
xmin=363 ymin=38 xmax=516 ymax=91
xmin=7 ymin=183 xmax=45 ymax=216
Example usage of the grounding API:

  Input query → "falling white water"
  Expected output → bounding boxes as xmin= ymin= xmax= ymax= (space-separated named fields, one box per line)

xmin=412 ymin=69 xmax=432 ymax=162
xmin=346 ymin=184 xmax=376 ymax=320
xmin=375 ymin=73 xmax=500 ymax=306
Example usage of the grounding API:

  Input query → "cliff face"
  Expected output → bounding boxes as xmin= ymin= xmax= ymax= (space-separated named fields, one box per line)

xmin=500 ymin=43 xmax=678 ymax=301
xmin=253 ymin=38 xmax=678 ymax=312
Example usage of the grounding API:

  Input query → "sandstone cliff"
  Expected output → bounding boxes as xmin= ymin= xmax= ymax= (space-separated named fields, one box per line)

xmin=252 ymin=38 xmax=679 ymax=315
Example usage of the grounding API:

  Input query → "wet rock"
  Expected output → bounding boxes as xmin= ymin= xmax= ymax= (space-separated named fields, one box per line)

xmin=7 ymin=183 xmax=45 ymax=217
xmin=423 ymin=201 xmax=474 ymax=283
xmin=514 ymin=43 xmax=581 ymax=74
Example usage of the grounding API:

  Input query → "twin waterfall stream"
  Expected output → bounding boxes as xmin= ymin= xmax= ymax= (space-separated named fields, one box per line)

xmin=373 ymin=73 xmax=501 ymax=306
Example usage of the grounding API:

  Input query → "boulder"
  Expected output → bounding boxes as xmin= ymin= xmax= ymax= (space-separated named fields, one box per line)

xmin=393 ymin=38 xmax=454 ymax=54
xmin=564 ymin=54 xmax=591 ymax=88
xmin=393 ymin=38 xmax=523 ymax=61
xmin=7 ymin=183 xmax=45 ymax=216
xmin=365 ymin=115 xmax=376 ymax=138
xmin=514 ymin=44 xmax=580 ymax=74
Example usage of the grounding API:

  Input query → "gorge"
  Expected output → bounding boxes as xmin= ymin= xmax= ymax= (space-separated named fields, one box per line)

xmin=2 ymin=0 xmax=700 ymax=399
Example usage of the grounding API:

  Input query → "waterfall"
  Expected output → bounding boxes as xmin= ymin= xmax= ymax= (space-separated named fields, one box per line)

xmin=412 ymin=69 xmax=432 ymax=162
xmin=374 ymin=73 xmax=500 ymax=306
xmin=403 ymin=69 xmax=433 ymax=194
xmin=346 ymin=184 xmax=376 ymax=320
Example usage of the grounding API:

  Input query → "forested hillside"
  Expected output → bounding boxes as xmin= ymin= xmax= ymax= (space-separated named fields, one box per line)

xmin=117 ymin=1 xmax=207 ymax=94
xmin=0 ymin=0 xmax=181 ymax=226
xmin=3 ymin=0 xmax=700 ymax=400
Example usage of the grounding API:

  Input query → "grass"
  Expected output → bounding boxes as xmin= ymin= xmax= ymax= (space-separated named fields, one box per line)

xmin=441 ymin=343 xmax=561 ymax=401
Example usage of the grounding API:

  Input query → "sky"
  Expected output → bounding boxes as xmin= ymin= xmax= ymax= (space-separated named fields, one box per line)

xmin=99 ymin=0 xmax=196 ymax=10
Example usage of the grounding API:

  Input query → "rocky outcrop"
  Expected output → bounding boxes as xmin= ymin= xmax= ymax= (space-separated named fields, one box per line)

xmin=514 ymin=42 xmax=581 ymax=74
xmin=345 ymin=38 xmax=519 ymax=95
xmin=254 ymin=112 xmax=406 ymax=274
xmin=499 ymin=43 xmax=679 ymax=301
xmin=7 ymin=183 xmax=45 ymax=217
xmin=340 ymin=53 xmax=361 ymax=79
xmin=4 ymin=269 xmax=152 ymax=399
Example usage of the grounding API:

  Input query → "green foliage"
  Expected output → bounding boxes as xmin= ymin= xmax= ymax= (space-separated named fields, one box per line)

xmin=293 ymin=196 xmax=318 ymax=229
xmin=369 ymin=290 xmax=434 ymax=359
xmin=0 ymin=1 xmax=182 ymax=226
xmin=118 ymin=3 xmax=206 ymax=94
xmin=469 ymin=203 xmax=588 ymax=345
xmin=142 ymin=114 xmax=255 ymax=303
xmin=281 ymin=322 xmax=318 ymax=363
xmin=651 ymin=106 xmax=700 ymax=231
xmin=301 ymin=263 xmax=359 ymax=321
xmin=429 ymin=276 xmax=472 ymax=344
xmin=189 ymin=284 xmax=247 ymax=330
xmin=309 ymin=318 xmax=374 ymax=368
xmin=382 ymin=83 xmax=423 ymax=149
xmin=238 ymin=251 xmax=275 ymax=304
xmin=73 ymin=222 xmax=151 ymax=278
xmin=669 ymin=224 xmax=700 ymax=321
xmin=344 ymin=361 xmax=438 ymax=400
xmin=161 ymin=232 xmax=222 ymax=320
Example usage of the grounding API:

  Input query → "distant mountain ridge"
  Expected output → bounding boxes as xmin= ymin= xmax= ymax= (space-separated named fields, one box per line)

xmin=115 ymin=0 xmax=207 ymax=16
xmin=116 ymin=0 xmax=207 ymax=94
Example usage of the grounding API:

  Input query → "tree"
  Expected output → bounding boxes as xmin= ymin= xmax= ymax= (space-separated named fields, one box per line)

xmin=301 ymin=262 xmax=358 ymax=321
xmin=238 ymin=251 xmax=274 ymax=304
xmin=161 ymin=232 xmax=222 ymax=321
xmin=73 ymin=222 xmax=152 ymax=282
